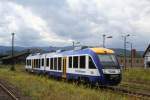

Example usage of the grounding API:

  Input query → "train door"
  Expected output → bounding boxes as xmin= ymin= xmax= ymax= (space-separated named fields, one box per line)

xmin=62 ymin=57 xmax=67 ymax=78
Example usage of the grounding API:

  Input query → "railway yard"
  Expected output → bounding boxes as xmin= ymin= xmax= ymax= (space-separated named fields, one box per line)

xmin=0 ymin=65 xmax=149 ymax=100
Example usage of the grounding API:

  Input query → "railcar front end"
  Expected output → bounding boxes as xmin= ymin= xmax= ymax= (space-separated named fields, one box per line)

xmin=91 ymin=48 xmax=122 ymax=85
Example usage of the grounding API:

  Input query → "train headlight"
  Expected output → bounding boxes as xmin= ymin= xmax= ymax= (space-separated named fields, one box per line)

xmin=102 ymin=69 xmax=120 ymax=74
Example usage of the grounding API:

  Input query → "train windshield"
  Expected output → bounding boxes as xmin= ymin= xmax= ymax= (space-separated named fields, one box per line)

xmin=98 ymin=54 xmax=119 ymax=69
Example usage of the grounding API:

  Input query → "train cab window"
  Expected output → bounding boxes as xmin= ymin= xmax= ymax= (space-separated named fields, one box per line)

xmin=58 ymin=57 xmax=62 ymax=70
xmin=89 ymin=56 xmax=96 ymax=69
xmin=42 ymin=59 xmax=44 ymax=66
xmin=73 ymin=56 xmax=78 ymax=68
xmin=46 ymin=58 xmax=49 ymax=67
xmin=50 ymin=58 xmax=54 ymax=70
xmin=69 ymin=57 xmax=72 ymax=68
xmin=54 ymin=58 xmax=57 ymax=70
xmin=80 ymin=56 xmax=86 ymax=69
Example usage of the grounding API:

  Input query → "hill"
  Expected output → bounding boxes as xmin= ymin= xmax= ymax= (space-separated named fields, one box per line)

xmin=0 ymin=46 xmax=144 ymax=57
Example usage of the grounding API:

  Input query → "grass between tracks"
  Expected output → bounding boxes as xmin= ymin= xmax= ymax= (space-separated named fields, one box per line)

xmin=0 ymin=65 xmax=149 ymax=100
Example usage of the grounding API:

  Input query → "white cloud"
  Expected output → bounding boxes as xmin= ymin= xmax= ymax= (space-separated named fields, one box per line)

xmin=66 ymin=0 xmax=150 ymax=50
xmin=0 ymin=1 xmax=71 ymax=46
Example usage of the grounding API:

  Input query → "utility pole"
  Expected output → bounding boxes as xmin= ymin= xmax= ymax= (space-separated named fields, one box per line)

xmin=123 ymin=34 xmax=130 ymax=70
xmin=11 ymin=33 xmax=15 ymax=71
xmin=102 ymin=34 xmax=106 ymax=48
xmin=124 ymin=36 xmax=127 ymax=70
xmin=102 ymin=34 xmax=112 ymax=48
xmin=72 ymin=41 xmax=75 ymax=50
xmin=72 ymin=41 xmax=80 ymax=50
xmin=130 ymin=43 xmax=133 ymax=68
xmin=127 ymin=42 xmax=133 ymax=68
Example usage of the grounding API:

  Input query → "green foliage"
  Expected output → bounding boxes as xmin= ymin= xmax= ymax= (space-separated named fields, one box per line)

xmin=122 ymin=68 xmax=150 ymax=85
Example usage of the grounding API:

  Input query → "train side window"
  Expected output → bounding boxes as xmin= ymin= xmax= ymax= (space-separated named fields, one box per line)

xmin=29 ymin=60 xmax=31 ymax=66
xmin=58 ymin=57 xmax=62 ymax=70
xmin=69 ymin=57 xmax=72 ymax=68
xmin=35 ymin=59 xmax=38 ymax=68
xmin=34 ymin=59 xmax=36 ymax=68
xmin=89 ymin=56 xmax=96 ymax=69
xmin=32 ymin=60 xmax=33 ymax=67
xmin=54 ymin=58 xmax=57 ymax=70
xmin=38 ymin=59 xmax=40 ymax=68
xmin=42 ymin=59 xmax=44 ymax=66
xmin=33 ymin=59 xmax=35 ymax=68
xmin=50 ymin=58 xmax=53 ymax=70
xmin=73 ymin=56 xmax=78 ymax=68
xmin=80 ymin=56 xmax=86 ymax=69
xmin=46 ymin=58 xmax=49 ymax=67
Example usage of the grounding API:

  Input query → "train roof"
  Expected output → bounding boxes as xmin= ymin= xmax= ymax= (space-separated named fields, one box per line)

xmin=90 ymin=48 xmax=114 ymax=54
xmin=27 ymin=47 xmax=114 ymax=59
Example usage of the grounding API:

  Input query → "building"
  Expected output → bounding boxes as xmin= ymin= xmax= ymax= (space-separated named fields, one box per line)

xmin=0 ymin=51 xmax=30 ymax=64
xmin=143 ymin=44 xmax=150 ymax=68
xmin=118 ymin=57 xmax=144 ymax=68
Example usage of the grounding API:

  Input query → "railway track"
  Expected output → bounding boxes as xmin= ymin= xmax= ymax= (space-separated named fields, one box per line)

xmin=99 ymin=85 xmax=150 ymax=99
xmin=0 ymin=82 xmax=19 ymax=100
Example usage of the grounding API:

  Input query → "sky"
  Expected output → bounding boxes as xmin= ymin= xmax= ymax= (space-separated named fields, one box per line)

xmin=0 ymin=0 xmax=150 ymax=50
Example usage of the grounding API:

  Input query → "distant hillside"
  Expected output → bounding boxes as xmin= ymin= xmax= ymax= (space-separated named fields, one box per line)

xmin=0 ymin=46 xmax=144 ymax=57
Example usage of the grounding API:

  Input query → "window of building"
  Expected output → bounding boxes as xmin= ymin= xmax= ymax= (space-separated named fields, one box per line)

xmin=80 ymin=56 xmax=86 ymax=69
xmin=69 ymin=57 xmax=72 ymax=68
xmin=46 ymin=58 xmax=49 ymax=67
xmin=50 ymin=58 xmax=53 ymax=70
xmin=73 ymin=56 xmax=78 ymax=68
xmin=89 ymin=56 xmax=96 ymax=69
xmin=58 ymin=57 xmax=62 ymax=70
xmin=54 ymin=58 xmax=57 ymax=70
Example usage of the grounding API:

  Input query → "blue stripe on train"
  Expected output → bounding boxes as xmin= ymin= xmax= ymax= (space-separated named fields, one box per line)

xmin=45 ymin=70 xmax=104 ymax=84
xmin=30 ymin=69 xmax=108 ymax=85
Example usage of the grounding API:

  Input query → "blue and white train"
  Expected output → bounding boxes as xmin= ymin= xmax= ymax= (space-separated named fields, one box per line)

xmin=25 ymin=47 xmax=122 ymax=85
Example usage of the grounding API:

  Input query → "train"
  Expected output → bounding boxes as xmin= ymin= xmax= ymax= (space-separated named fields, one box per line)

xmin=25 ymin=47 xmax=122 ymax=85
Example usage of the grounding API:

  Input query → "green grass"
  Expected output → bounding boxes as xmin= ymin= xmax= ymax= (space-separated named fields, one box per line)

xmin=0 ymin=65 xmax=130 ymax=100
xmin=122 ymin=68 xmax=150 ymax=85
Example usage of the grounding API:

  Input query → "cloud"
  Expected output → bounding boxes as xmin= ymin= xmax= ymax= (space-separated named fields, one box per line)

xmin=0 ymin=1 xmax=72 ymax=46
xmin=0 ymin=0 xmax=150 ymax=50
xmin=65 ymin=0 xmax=150 ymax=49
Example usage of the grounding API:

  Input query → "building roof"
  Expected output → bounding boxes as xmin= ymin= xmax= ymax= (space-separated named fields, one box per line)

xmin=143 ymin=44 xmax=150 ymax=57
xmin=1 ymin=51 xmax=30 ymax=60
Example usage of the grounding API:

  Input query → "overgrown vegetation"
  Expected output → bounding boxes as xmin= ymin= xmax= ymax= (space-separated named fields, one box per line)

xmin=0 ymin=65 xmax=148 ymax=100
xmin=122 ymin=68 xmax=150 ymax=85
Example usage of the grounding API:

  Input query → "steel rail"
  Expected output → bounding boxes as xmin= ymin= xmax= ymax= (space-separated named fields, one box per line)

xmin=99 ymin=85 xmax=150 ymax=99
xmin=0 ymin=82 xmax=19 ymax=100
